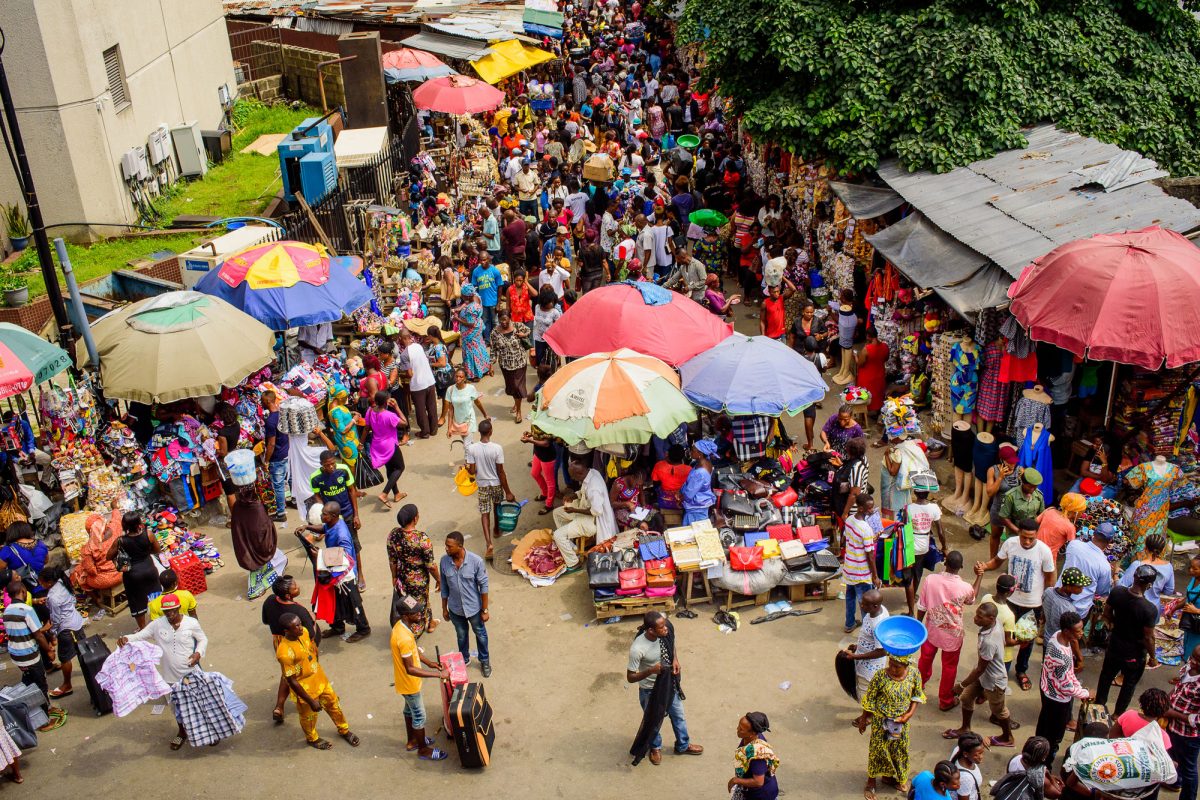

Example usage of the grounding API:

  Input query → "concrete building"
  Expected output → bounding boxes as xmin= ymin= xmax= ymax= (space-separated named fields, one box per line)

xmin=0 ymin=0 xmax=237 ymax=243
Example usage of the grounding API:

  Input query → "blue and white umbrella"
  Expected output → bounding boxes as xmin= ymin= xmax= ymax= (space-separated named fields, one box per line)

xmin=680 ymin=333 xmax=828 ymax=416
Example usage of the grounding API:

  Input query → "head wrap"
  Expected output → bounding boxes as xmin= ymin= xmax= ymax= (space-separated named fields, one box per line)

xmin=460 ymin=283 xmax=477 ymax=298
xmin=692 ymin=439 xmax=718 ymax=457
xmin=1059 ymin=493 xmax=1086 ymax=515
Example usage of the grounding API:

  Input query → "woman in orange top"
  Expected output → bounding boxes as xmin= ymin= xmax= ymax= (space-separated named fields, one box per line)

xmin=651 ymin=443 xmax=692 ymax=510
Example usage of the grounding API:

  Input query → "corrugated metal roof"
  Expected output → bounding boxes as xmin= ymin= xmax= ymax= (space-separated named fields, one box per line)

xmin=401 ymin=31 xmax=493 ymax=59
xmin=875 ymin=125 xmax=1200 ymax=280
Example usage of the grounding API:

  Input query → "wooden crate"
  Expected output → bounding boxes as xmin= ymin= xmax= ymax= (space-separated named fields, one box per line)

xmin=787 ymin=580 xmax=835 ymax=603
xmin=595 ymin=595 xmax=676 ymax=620
xmin=718 ymin=588 xmax=770 ymax=611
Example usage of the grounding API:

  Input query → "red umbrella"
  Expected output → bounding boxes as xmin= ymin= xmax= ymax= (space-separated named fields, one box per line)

xmin=544 ymin=282 xmax=732 ymax=366
xmin=1007 ymin=225 xmax=1200 ymax=369
xmin=411 ymin=75 xmax=505 ymax=115
xmin=381 ymin=48 xmax=456 ymax=82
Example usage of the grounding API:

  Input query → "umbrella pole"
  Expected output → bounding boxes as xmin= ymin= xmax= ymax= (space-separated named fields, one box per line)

xmin=1103 ymin=361 xmax=1118 ymax=427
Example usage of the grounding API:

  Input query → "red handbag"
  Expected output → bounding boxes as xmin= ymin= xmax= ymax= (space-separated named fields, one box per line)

xmin=766 ymin=524 xmax=795 ymax=542
xmin=796 ymin=525 xmax=823 ymax=545
xmin=618 ymin=568 xmax=647 ymax=592
xmin=729 ymin=546 xmax=763 ymax=571
xmin=770 ymin=486 xmax=798 ymax=507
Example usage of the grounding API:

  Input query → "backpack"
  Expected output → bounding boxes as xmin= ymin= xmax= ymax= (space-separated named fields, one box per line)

xmin=990 ymin=767 xmax=1045 ymax=800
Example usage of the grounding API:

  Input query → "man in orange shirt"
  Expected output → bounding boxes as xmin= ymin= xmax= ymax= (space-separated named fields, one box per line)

xmin=1036 ymin=492 xmax=1084 ymax=562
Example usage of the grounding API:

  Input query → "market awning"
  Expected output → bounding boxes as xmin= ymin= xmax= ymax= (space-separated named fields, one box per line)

xmin=865 ymin=212 xmax=1013 ymax=318
xmin=523 ymin=6 xmax=563 ymax=38
xmin=470 ymin=39 xmax=554 ymax=84
xmin=828 ymin=181 xmax=905 ymax=219
xmin=401 ymin=31 xmax=493 ymax=62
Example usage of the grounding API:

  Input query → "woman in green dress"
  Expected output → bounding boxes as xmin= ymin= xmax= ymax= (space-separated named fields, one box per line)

xmin=326 ymin=386 xmax=361 ymax=468
xmin=854 ymin=654 xmax=925 ymax=800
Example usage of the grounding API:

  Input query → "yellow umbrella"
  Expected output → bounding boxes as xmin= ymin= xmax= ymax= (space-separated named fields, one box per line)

xmin=471 ymin=40 xmax=554 ymax=85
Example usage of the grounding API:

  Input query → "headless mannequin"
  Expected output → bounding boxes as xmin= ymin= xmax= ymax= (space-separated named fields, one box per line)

xmin=1029 ymin=422 xmax=1055 ymax=448
xmin=951 ymin=337 xmax=978 ymax=424
xmin=965 ymin=431 xmax=995 ymax=526
xmin=1152 ymin=455 xmax=1170 ymax=477
xmin=944 ymin=420 xmax=973 ymax=513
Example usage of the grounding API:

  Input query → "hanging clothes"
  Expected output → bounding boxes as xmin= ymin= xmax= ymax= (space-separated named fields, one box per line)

xmin=1017 ymin=427 xmax=1054 ymax=506
xmin=169 ymin=670 xmax=246 ymax=747
xmin=1008 ymin=395 xmax=1052 ymax=441
xmin=949 ymin=342 xmax=980 ymax=415
xmin=1124 ymin=461 xmax=1182 ymax=554
xmin=999 ymin=347 xmax=1038 ymax=384
xmin=96 ymin=642 xmax=172 ymax=717
xmin=975 ymin=339 xmax=1009 ymax=423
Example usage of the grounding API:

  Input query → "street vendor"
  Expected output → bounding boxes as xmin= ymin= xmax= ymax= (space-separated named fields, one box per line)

xmin=551 ymin=456 xmax=617 ymax=573
xmin=680 ymin=440 xmax=717 ymax=525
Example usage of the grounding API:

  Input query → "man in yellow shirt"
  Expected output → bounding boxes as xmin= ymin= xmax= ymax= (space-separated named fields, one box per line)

xmin=147 ymin=569 xmax=198 ymax=620
xmin=391 ymin=594 xmax=449 ymax=760
xmin=276 ymin=614 xmax=360 ymax=750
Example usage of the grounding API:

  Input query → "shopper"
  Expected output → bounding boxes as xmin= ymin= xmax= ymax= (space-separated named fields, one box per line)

xmin=943 ymin=602 xmax=1014 ymax=748
xmin=440 ymin=531 xmax=492 ymax=677
xmin=842 ymin=493 xmax=882 ymax=633
xmin=390 ymin=594 xmax=450 ymax=761
xmin=727 ymin=712 xmax=780 ymax=799
xmin=1166 ymin=644 xmax=1200 ymax=800
xmin=627 ymin=611 xmax=703 ymax=765
xmin=1036 ymin=610 xmax=1090 ymax=764
xmin=276 ymin=613 xmax=359 ymax=750
xmin=917 ymin=552 xmax=983 ymax=711
xmin=1095 ymin=564 xmax=1159 ymax=715
xmin=464 ymin=419 xmax=515 ymax=559
xmin=261 ymin=389 xmax=291 ymax=523
xmin=399 ymin=328 xmax=438 ymax=439
xmin=1057 ymin=522 xmax=1115 ymax=615
xmin=365 ymin=390 xmax=409 ymax=511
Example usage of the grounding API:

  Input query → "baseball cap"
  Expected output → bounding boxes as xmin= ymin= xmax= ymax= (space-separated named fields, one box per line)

xmin=556 ymin=225 xmax=569 ymax=235
xmin=160 ymin=593 xmax=182 ymax=611
xmin=1060 ymin=567 xmax=1093 ymax=587
xmin=1022 ymin=468 xmax=1043 ymax=486
xmin=998 ymin=443 xmax=1018 ymax=464
xmin=1094 ymin=522 xmax=1116 ymax=540
xmin=395 ymin=593 xmax=425 ymax=616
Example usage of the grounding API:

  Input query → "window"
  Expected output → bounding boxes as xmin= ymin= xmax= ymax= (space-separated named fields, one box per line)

xmin=102 ymin=45 xmax=130 ymax=112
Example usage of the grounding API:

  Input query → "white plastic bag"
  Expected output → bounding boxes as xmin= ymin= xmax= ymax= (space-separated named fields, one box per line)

xmin=1064 ymin=722 xmax=1177 ymax=797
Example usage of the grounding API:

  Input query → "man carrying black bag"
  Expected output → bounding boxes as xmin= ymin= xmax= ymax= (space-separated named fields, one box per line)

xmin=626 ymin=611 xmax=703 ymax=765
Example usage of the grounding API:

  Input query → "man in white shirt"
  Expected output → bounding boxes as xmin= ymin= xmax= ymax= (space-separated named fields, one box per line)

xmin=635 ymin=214 xmax=657 ymax=278
xmin=975 ymin=519 xmax=1054 ymax=687
xmin=539 ymin=258 xmax=572 ymax=299
xmin=514 ymin=161 xmax=540 ymax=218
xmin=465 ymin=419 xmax=514 ymax=558
xmin=503 ymin=149 xmax=525 ymax=184
xmin=842 ymin=589 xmax=888 ymax=698
xmin=552 ymin=458 xmax=617 ymax=570
xmin=399 ymin=328 xmax=437 ymax=439
xmin=650 ymin=216 xmax=673 ymax=277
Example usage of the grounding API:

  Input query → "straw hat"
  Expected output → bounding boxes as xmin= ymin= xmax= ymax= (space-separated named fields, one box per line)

xmin=404 ymin=317 xmax=443 ymax=336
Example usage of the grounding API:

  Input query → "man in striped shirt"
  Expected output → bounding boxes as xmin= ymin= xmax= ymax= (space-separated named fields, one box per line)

xmin=4 ymin=575 xmax=55 ymax=724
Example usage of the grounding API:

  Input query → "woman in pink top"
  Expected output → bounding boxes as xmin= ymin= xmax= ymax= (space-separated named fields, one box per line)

xmin=1110 ymin=688 xmax=1172 ymax=750
xmin=365 ymin=390 xmax=408 ymax=509
xmin=1036 ymin=609 xmax=1092 ymax=763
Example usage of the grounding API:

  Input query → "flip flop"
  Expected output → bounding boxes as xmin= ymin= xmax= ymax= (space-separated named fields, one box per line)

xmin=48 ymin=688 xmax=73 ymax=699
xmin=988 ymin=736 xmax=1015 ymax=748
xmin=942 ymin=729 xmax=964 ymax=740
xmin=272 ymin=708 xmax=285 ymax=725
xmin=1017 ymin=673 xmax=1032 ymax=691
xmin=307 ymin=738 xmax=333 ymax=750
xmin=419 ymin=748 xmax=449 ymax=761
xmin=170 ymin=735 xmax=186 ymax=750
xmin=939 ymin=699 xmax=960 ymax=712
xmin=340 ymin=731 xmax=360 ymax=747
xmin=407 ymin=736 xmax=436 ymax=752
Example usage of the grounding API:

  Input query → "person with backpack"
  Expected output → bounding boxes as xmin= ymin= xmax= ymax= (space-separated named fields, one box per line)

xmin=909 ymin=760 xmax=960 ymax=798
xmin=948 ymin=733 xmax=985 ymax=800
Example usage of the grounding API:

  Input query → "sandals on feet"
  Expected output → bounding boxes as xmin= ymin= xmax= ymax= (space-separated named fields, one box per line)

xmin=170 ymin=735 xmax=186 ymax=751
xmin=419 ymin=748 xmax=449 ymax=761
xmin=340 ymin=731 xmax=360 ymax=747
xmin=308 ymin=738 xmax=333 ymax=750
xmin=407 ymin=736 xmax=436 ymax=752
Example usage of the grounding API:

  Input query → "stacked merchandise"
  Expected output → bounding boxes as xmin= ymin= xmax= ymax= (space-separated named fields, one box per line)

xmin=1157 ymin=595 xmax=1185 ymax=667
xmin=86 ymin=468 xmax=127 ymax=512
xmin=98 ymin=422 xmax=147 ymax=482
xmin=929 ymin=333 xmax=964 ymax=436
xmin=1170 ymin=450 xmax=1200 ymax=520
xmin=1111 ymin=369 xmax=1188 ymax=456
xmin=59 ymin=511 xmax=92 ymax=562
xmin=146 ymin=507 xmax=222 ymax=578
xmin=39 ymin=377 xmax=103 ymax=446
xmin=1075 ymin=497 xmax=1131 ymax=563
xmin=276 ymin=397 xmax=321 ymax=436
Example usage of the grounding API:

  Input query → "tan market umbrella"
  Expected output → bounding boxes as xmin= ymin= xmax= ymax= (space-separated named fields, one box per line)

xmin=88 ymin=290 xmax=275 ymax=404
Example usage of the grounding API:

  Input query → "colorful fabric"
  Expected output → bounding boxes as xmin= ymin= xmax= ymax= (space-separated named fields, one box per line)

xmin=734 ymin=736 xmax=780 ymax=780
xmin=949 ymin=342 xmax=979 ymax=415
xmin=1125 ymin=462 xmax=1181 ymax=554
xmin=386 ymin=526 xmax=436 ymax=636
xmin=458 ymin=302 xmax=491 ymax=380
xmin=328 ymin=403 xmax=360 ymax=467
xmin=170 ymin=669 xmax=246 ymax=747
xmin=96 ymin=642 xmax=172 ymax=717
xmin=862 ymin=667 xmax=925 ymax=781
xmin=975 ymin=339 xmax=1008 ymax=423
xmin=275 ymin=628 xmax=329 ymax=698
xmin=730 ymin=415 xmax=771 ymax=461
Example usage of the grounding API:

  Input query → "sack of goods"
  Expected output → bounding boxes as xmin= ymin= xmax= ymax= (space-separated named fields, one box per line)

xmin=1064 ymin=724 xmax=1177 ymax=798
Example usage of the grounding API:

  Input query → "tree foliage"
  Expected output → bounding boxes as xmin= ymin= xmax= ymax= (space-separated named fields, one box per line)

xmin=679 ymin=0 xmax=1200 ymax=174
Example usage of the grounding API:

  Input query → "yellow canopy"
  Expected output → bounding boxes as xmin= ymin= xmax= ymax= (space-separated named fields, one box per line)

xmin=471 ymin=39 xmax=554 ymax=85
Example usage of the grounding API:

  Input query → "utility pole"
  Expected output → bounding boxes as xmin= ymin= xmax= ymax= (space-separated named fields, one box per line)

xmin=0 ymin=29 xmax=74 ymax=355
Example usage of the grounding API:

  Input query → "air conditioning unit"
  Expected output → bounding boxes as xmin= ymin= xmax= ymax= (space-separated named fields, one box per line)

xmin=147 ymin=125 xmax=171 ymax=165
xmin=178 ymin=225 xmax=278 ymax=288
xmin=278 ymin=117 xmax=334 ymax=202
xmin=120 ymin=147 xmax=149 ymax=181
xmin=170 ymin=121 xmax=207 ymax=178
xmin=218 ymin=83 xmax=233 ymax=109
xmin=298 ymin=151 xmax=337 ymax=205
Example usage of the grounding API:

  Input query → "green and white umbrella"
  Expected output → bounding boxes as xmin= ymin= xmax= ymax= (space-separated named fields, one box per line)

xmin=0 ymin=323 xmax=70 ymax=396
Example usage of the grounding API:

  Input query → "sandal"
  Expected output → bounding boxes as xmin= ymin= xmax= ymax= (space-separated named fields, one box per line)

xmin=170 ymin=735 xmax=186 ymax=751
xmin=1017 ymin=673 xmax=1032 ymax=691
xmin=987 ymin=736 xmax=1015 ymax=748
xmin=307 ymin=738 xmax=334 ymax=750
xmin=340 ymin=731 xmax=361 ymax=747
xmin=407 ymin=736 xmax=436 ymax=752
xmin=272 ymin=708 xmax=285 ymax=725
xmin=378 ymin=495 xmax=394 ymax=509
xmin=419 ymin=748 xmax=449 ymax=761
xmin=942 ymin=728 xmax=965 ymax=740
xmin=863 ymin=789 xmax=877 ymax=800
xmin=49 ymin=688 xmax=73 ymax=699
xmin=538 ymin=506 xmax=553 ymax=515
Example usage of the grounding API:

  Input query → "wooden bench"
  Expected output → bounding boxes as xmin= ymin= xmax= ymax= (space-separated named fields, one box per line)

xmin=96 ymin=585 xmax=128 ymax=616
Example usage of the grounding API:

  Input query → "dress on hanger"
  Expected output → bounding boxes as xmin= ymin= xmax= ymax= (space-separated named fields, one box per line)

xmin=1124 ymin=461 xmax=1182 ymax=553
xmin=1017 ymin=427 xmax=1054 ymax=506
xmin=949 ymin=343 xmax=980 ymax=415
xmin=975 ymin=339 xmax=1009 ymax=423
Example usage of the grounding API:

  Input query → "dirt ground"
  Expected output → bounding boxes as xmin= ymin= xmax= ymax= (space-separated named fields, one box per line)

xmin=29 ymin=305 xmax=1180 ymax=799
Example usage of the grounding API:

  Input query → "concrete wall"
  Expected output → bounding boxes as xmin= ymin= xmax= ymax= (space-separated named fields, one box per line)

xmin=0 ymin=0 xmax=237 ymax=245
xmin=250 ymin=41 xmax=346 ymax=110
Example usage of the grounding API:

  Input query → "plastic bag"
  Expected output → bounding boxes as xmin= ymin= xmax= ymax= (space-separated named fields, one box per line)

xmin=1064 ymin=723 xmax=1177 ymax=797
xmin=1014 ymin=610 xmax=1038 ymax=643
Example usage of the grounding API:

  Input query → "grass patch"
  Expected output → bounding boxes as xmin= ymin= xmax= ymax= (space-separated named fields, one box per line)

xmin=9 ymin=99 xmax=317 ymax=298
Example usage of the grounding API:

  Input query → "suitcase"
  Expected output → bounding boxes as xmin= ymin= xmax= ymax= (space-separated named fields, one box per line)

xmin=77 ymin=634 xmax=114 ymax=716
xmin=437 ymin=648 xmax=468 ymax=736
xmin=449 ymin=682 xmax=495 ymax=768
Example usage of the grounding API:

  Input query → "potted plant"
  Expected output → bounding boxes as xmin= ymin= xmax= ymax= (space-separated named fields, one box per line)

xmin=0 ymin=274 xmax=29 ymax=308
xmin=1 ymin=205 xmax=30 ymax=252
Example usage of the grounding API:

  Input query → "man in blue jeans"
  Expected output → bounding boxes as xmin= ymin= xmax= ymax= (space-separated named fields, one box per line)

xmin=439 ymin=531 xmax=492 ymax=677
xmin=470 ymin=254 xmax=503 ymax=343
xmin=626 ymin=611 xmax=703 ymax=765
xmin=262 ymin=390 xmax=290 ymax=523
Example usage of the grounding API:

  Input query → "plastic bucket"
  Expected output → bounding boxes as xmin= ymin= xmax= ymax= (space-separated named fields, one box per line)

xmin=454 ymin=466 xmax=477 ymax=496
xmin=224 ymin=449 xmax=257 ymax=486
xmin=496 ymin=501 xmax=522 ymax=532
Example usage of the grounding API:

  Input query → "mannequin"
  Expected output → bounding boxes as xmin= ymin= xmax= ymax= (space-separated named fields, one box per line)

xmin=949 ymin=335 xmax=980 ymax=423
xmin=975 ymin=337 xmax=1008 ymax=434
xmin=964 ymin=431 xmax=998 ymax=526
xmin=1018 ymin=421 xmax=1055 ymax=506
xmin=831 ymin=303 xmax=858 ymax=386
xmin=944 ymin=420 xmax=974 ymax=513
xmin=1010 ymin=384 xmax=1052 ymax=441
xmin=1126 ymin=455 xmax=1182 ymax=556
xmin=1152 ymin=455 xmax=1171 ymax=477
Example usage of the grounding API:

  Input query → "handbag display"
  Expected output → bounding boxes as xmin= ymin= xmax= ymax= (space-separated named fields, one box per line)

xmin=743 ymin=531 xmax=770 ymax=548
xmin=728 ymin=546 xmax=763 ymax=571
xmin=758 ymin=538 xmax=781 ymax=559
xmin=638 ymin=535 xmax=669 ymax=562
xmin=617 ymin=568 xmax=647 ymax=594
xmin=587 ymin=552 xmax=620 ymax=589
xmin=644 ymin=557 xmax=676 ymax=588
xmin=766 ymin=523 xmax=794 ymax=542
xmin=796 ymin=525 xmax=823 ymax=544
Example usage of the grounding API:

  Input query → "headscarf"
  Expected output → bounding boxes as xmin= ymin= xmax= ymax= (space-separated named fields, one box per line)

xmin=692 ymin=439 xmax=718 ymax=458
xmin=461 ymin=283 xmax=477 ymax=298
xmin=1059 ymin=493 xmax=1086 ymax=515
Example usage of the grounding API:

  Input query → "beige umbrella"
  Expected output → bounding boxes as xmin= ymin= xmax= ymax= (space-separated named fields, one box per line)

xmin=88 ymin=290 xmax=276 ymax=404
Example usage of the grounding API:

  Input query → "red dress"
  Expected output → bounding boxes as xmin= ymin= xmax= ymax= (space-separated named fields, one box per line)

xmin=859 ymin=342 xmax=889 ymax=412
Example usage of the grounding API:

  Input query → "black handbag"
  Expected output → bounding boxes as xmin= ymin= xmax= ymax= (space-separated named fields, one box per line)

xmin=353 ymin=427 xmax=384 ymax=489
xmin=587 ymin=552 xmax=620 ymax=589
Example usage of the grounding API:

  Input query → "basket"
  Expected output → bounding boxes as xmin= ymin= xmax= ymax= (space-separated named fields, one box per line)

xmin=224 ymin=449 xmax=256 ymax=486
xmin=497 ymin=501 xmax=523 ymax=533
xmin=454 ymin=466 xmax=477 ymax=496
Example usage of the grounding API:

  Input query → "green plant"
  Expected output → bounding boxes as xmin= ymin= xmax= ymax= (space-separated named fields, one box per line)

xmin=1 ymin=204 xmax=30 ymax=238
xmin=0 ymin=273 xmax=29 ymax=292
xmin=682 ymin=0 xmax=1200 ymax=175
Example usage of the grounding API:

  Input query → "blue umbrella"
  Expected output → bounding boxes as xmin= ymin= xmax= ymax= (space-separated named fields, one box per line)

xmin=679 ymin=333 xmax=828 ymax=416
xmin=194 ymin=255 xmax=373 ymax=330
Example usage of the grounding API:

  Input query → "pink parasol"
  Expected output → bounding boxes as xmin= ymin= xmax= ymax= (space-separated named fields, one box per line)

xmin=1007 ymin=225 xmax=1200 ymax=369
xmin=381 ymin=48 xmax=456 ymax=82
xmin=0 ymin=340 xmax=35 ymax=399
xmin=544 ymin=282 xmax=732 ymax=366
xmin=411 ymin=75 xmax=505 ymax=115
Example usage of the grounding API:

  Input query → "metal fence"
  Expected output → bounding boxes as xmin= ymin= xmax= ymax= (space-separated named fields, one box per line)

xmin=228 ymin=23 xmax=283 ymax=84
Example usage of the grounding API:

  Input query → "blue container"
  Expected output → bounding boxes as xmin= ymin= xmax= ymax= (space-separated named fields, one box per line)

xmin=395 ymin=244 xmax=411 ymax=258
xmin=875 ymin=616 xmax=928 ymax=656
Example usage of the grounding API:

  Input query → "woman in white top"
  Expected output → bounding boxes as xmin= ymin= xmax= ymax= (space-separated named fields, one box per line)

xmin=949 ymin=733 xmax=985 ymax=800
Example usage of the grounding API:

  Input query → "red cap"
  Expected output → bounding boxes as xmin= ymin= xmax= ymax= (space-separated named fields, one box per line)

xmin=998 ymin=443 xmax=1018 ymax=465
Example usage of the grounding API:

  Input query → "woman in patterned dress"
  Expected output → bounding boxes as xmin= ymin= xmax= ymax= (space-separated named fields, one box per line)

xmin=385 ymin=504 xmax=439 ymax=636
xmin=855 ymin=654 xmax=926 ymax=800
xmin=326 ymin=386 xmax=360 ymax=469
xmin=488 ymin=311 xmax=532 ymax=423
xmin=455 ymin=285 xmax=491 ymax=381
